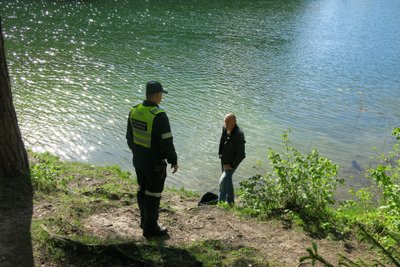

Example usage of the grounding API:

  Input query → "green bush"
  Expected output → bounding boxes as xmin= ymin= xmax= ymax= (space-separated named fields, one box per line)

xmin=347 ymin=128 xmax=400 ymax=256
xmin=333 ymin=128 xmax=400 ymax=263
xmin=239 ymin=130 xmax=344 ymax=223
xmin=369 ymin=128 xmax=400 ymax=233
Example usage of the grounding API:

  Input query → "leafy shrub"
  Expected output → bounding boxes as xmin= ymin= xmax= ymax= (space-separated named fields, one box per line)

xmin=369 ymin=128 xmax=400 ymax=232
xmin=334 ymin=128 xmax=400 ymax=262
xmin=348 ymin=128 xmax=400 ymax=255
xmin=239 ymin=130 xmax=344 ymax=223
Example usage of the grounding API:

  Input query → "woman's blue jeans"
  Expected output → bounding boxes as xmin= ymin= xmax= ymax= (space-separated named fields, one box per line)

xmin=218 ymin=168 xmax=236 ymax=204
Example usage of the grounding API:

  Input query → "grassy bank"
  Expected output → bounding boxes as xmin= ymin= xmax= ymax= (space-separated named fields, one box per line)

xmin=28 ymin=152 xmax=267 ymax=266
xmin=14 ymin=128 xmax=399 ymax=266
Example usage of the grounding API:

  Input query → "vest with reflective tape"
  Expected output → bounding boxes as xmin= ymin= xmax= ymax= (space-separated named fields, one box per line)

xmin=129 ymin=104 xmax=165 ymax=148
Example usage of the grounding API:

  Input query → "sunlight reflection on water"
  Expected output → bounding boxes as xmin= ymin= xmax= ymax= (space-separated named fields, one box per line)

xmin=2 ymin=0 xmax=400 ymax=196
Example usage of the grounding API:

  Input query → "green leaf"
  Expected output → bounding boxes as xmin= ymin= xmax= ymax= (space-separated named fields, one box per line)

xmin=312 ymin=242 xmax=318 ymax=254
xmin=299 ymin=255 xmax=310 ymax=262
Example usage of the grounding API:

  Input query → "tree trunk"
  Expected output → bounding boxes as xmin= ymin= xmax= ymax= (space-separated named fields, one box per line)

xmin=0 ymin=17 xmax=29 ymax=181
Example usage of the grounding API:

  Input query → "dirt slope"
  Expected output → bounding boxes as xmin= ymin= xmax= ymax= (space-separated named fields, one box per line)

xmin=81 ymin=191 xmax=377 ymax=266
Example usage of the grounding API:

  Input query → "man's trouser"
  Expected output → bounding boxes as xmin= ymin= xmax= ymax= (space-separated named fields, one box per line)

xmin=134 ymin=160 xmax=167 ymax=232
xmin=218 ymin=164 xmax=237 ymax=204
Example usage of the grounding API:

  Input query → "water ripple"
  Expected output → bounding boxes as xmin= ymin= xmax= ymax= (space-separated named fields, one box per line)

xmin=3 ymin=0 xmax=400 ymax=193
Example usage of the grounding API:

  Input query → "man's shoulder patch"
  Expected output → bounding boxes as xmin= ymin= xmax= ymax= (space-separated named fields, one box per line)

xmin=150 ymin=107 xmax=165 ymax=115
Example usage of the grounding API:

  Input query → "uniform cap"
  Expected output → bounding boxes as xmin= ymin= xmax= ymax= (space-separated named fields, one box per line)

xmin=146 ymin=81 xmax=168 ymax=95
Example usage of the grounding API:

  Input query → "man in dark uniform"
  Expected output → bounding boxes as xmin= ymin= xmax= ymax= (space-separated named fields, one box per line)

xmin=218 ymin=113 xmax=246 ymax=204
xmin=126 ymin=81 xmax=179 ymax=238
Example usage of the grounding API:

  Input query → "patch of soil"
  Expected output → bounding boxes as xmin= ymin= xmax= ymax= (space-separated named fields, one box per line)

xmin=80 ymin=192 xmax=378 ymax=266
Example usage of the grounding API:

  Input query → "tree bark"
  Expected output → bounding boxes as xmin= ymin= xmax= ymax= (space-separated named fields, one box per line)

xmin=0 ymin=17 xmax=29 ymax=181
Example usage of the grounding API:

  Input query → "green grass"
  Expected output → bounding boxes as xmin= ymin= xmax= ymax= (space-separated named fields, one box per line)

xmin=168 ymin=186 xmax=201 ymax=199
xmin=27 ymin=151 xmax=269 ymax=266
xmin=26 ymin=148 xmax=399 ymax=266
xmin=187 ymin=239 xmax=268 ymax=267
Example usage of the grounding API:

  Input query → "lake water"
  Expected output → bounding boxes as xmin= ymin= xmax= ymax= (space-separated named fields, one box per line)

xmin=2 ymin=0 xmax=400 ymax=195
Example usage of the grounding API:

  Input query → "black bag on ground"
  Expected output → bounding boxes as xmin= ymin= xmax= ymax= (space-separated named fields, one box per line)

xmin=198 ymin=192 xmax=218 ymax=206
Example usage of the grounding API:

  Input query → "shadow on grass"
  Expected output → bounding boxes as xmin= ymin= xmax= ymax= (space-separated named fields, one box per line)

xmin=269 ymin=207 xmax=346 ymax=240
xmin=47 ymin=235 xmax=203 ymax=267
xmin=0 ymin=176 xmax=34 ymax=267
xmin=296 ymin=211 xmax=347 ymax=240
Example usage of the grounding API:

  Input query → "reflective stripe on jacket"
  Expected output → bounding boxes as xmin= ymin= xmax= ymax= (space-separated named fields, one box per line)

xmin=129 ymin=104 xmax=165 ymax=148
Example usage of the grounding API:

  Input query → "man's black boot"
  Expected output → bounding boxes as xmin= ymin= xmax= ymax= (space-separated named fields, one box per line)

xmin=137 ymin=191 xmax=145 ymax=229
xmin=142 ymin=195 xmax=168 ymax=238
xmin=143 ymin=225 xmax=168 ymax=238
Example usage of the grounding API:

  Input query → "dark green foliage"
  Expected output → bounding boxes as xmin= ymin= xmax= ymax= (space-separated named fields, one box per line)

xmin=239 ymin=130 xmax=343 ymax=235
xmin=357 ymin=224 xmax=400 ymax=266
xmin=298 ymin=128 xmax=400 ymax=266
xmin=337 ymin=128 xmax=400 ymax=259
xmin=300 ymin=241 xmax=390 ymax=267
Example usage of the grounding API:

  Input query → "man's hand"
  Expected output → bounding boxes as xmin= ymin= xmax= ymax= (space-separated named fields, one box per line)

xmin=171 ymin=164 xmax=179 ymax=174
